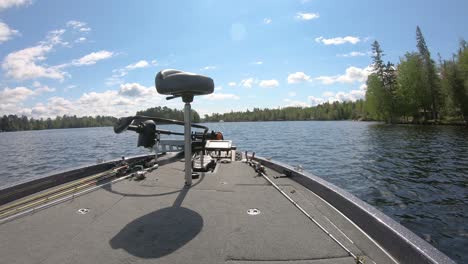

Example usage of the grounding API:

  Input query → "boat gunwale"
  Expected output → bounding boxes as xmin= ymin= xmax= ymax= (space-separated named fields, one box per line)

xmin=0 ymin=153 xmax=181 ymax=206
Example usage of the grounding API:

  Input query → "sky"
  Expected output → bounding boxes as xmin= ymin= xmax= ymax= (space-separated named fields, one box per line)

xmin=0 ymin=0 xmax=467 ymax=118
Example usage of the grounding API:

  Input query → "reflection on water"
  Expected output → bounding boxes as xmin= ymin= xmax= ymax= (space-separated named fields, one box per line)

xmin=0 ymin=122 xmax=467 ymax=262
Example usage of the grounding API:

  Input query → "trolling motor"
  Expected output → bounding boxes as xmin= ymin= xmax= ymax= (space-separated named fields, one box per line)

xmin=114 ymin=115 xmax=211 ymax=148
xmin=113 ymin=69 xmax=214 ymax=186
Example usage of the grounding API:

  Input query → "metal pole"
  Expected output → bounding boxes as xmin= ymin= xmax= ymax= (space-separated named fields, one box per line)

xmin=184 ymin=102 xmax=192 ymax=186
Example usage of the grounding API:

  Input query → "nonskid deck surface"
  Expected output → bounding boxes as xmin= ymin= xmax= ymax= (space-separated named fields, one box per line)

xmin=0 ymin=160 xmax=395 ymax=264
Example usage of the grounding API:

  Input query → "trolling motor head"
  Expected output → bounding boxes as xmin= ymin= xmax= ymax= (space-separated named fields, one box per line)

xmin=114 ymin=118 xmax=157 ymax=148
xmin=136 ymin=120 xmax=157 ymax=148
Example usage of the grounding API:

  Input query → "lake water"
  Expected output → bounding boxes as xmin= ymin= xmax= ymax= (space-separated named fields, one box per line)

xmin=0 ymin=121 xmax=467 ymax=262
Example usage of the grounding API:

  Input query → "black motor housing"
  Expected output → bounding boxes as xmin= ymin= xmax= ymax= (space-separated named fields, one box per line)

xmin=137 ymin=120 xmax=157 ymax=148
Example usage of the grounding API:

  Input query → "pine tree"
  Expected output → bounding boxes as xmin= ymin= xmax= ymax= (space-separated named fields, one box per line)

xmin=366 ymin=41 xmax=398 ymax=122
xmin=371 ymin=41 xmax=385 ymax=79
xmin=416 ymin=26 xmax=441 ymax=120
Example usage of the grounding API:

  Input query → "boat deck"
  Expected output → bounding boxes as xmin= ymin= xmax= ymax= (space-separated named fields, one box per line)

xmin=0 ymin=159 xmax=395 ymax=264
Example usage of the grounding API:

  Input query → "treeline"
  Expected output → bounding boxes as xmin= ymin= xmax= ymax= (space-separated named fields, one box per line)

xmin=366 ymin=26 xmax=468 ymax=124
xmin=136 ymin=106 xmax=200 ymax=123
xmin=203 ymin=100 xmax=366 ymax=122
xmin=1 ymin=106 xmax=199 ymax=132
xmin=0 ymin=115 xmax=117 ymax=132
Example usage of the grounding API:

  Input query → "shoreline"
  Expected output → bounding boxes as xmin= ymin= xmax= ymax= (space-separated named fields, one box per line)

xmin=1 ymin=120 xmax=466 ymax=133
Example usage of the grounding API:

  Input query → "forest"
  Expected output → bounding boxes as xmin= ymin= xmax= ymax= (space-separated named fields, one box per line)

xmin=202 ymin=100 xmax=366 ymax=122
xmin=0 ymin=115 xmax=117 ymax=132
xmin=0 ymin=107 xmax=197 ymax=132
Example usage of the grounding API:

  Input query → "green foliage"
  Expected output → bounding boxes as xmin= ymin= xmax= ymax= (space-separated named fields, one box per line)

xmin=365 ymin=41 xmax=398 ymax=123
xmin=396 ymin=52 xmax=427 ymax=120
xmin=440 ymin=41 xmax=468 ymax=123
xmin=0 ymin=115 xmax=117 ymax=132
xmin=136 ymin=106 xmax=200 ymax=122
xmin=365 ymin=74 xmax=385 ymax=120
xmin=366 ymin=27 xmax=465 ymax=125
xmin=202 ymin=100 xmax=367 ymax=122
xmin=416 ymin=26 xmax=442 ymax=120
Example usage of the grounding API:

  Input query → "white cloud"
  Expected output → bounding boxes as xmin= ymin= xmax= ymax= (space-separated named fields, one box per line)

xmin=118 ymin=82 xmax=155 ymax=97
xmin=284 ymin=98 xmax=309 ymax=107
xmin=315 ymin=66 xmax=372 ymax=85
xmin=2 ymin=82 xmax=172 ymax=117
xmin=287 ymin=72 xmax=310 ymax=84
xmin=0 ymin=28 xmax=83 ymax=80
xmin=288 ymin=92 xmax=296 ymax=97
xmin=228 ymin=82 xmax=236 ymax=87
xmin=320 ymin=88 xmax=366 ymax=103
xmin=66 ymin=20 xmax=91 ymax=33
xmin=215 ymin=86 xmax=222 ymax=91
xmin=315 ymin=36 xmax=360 ymax=45
xmin=66 ymin=20 xmax=86 ymax=29
xmin=0 ymin=87 xmax=34 ymax=104
xmin=0 ymin=21 xmax=19 ymax=43
xmin=107 ymin=59 xmax=157 ymax=86
xmin=337 ymin=51 xmax=368 ymax=57
xmin=2 ymin=33 xmax=67 ymax=80
xmin=259 ymin=79 xmax=279 ymax=88
xmin=125 ymin=60 xmax=149 ymax=70
xmin=72 ymin=50 xmax=114 ymax=66
xmin=263 ymin=18 xmax=272 ymax=24
xmin=0 ymin=0 xmax=31 ymax=10
xmin=296 ymin=12 xmax=320 ymax=20
xmin=0 ymin=84 xmax=57 ymax=115
xmin=240 ymin=78 xmax=255 ymax=88
xmin=308 ymin=96 xmax=324 ymax=106
xmin=33 ymin=85 xmax=55 ymax=94
xmin=252 ymin=61 xmax=263 ymax=65
xmin=75 ymin=37 xmax=86 ymax=43
xmin=201 ymin=65 xmax=216 ymax=71
xmin=331 ymin=90 xmax=365 ymax=102
xmin=203 ymin=93 xmax=240 ymax=100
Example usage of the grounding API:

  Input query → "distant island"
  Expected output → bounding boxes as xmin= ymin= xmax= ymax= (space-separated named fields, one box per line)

xmin=1 ymin=27 xmax=467 ymax=132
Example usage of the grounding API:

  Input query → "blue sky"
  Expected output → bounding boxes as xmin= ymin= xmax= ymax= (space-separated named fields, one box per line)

xmin=0 ymin=0 xmax=467 ymax=117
